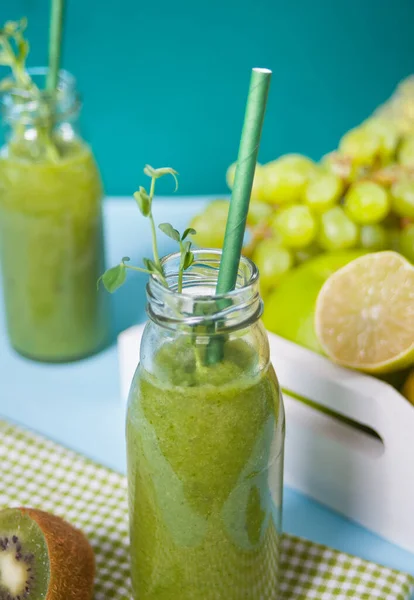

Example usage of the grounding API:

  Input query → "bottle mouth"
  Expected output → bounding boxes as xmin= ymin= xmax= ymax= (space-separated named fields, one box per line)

xmin=1 ymin=67 xmax=81 ymax=123
xmin=147 ymin=249 xmax=263 ymax=332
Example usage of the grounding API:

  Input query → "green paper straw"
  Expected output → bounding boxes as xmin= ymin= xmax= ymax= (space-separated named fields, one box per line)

xmin=47 ymin=0 xmax=65 ymax=92
xmin=206 ymin=68 xmax=271 ymax=365
xmin=216 ymin=67 xmax=271 ymax=294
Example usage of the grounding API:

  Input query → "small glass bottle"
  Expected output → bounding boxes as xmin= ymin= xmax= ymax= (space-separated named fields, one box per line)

xmin=0 ymin=68 xmax=108 ymax=361
xmin=126 ymin=249 xmax=285 ymax=599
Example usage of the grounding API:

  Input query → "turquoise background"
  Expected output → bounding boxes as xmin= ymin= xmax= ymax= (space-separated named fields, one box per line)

xmin=1 ymin=0 xmax=414 ymax=196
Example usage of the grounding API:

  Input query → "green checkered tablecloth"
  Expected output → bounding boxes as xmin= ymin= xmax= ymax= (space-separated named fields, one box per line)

xmin=0 ymin=419 xmax=412 ymax=600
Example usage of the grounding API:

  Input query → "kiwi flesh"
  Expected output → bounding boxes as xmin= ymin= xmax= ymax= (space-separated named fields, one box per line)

xmin=0 ymin=508 xmax=95 ymax=600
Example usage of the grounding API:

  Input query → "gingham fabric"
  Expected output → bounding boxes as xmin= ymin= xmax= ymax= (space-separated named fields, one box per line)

xmin=0 ymin=419 xmax=412 ymax=600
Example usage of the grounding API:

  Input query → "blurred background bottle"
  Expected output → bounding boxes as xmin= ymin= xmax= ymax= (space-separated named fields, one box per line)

xmin=0 ymin=68 xmax=109 ymax=361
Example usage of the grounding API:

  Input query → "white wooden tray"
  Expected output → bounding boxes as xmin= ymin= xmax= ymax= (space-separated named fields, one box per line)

xmin=118 ymin=323 xmax=414 ymax=553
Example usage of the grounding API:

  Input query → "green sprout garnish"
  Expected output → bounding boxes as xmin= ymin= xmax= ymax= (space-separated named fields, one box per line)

xmin=0 ymin=19 xmax=37 ymax=94
xmin=0 ymin=18 xmax=60 ymax=160
xmin=99 ymin=166 xmax=196 ymax=294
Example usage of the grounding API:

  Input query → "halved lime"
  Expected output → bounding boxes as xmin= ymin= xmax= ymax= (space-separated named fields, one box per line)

xmin=315 ymin=251 xmax=414 ymax=373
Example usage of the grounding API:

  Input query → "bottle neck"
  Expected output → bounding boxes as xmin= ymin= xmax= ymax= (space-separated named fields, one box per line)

xmin=1 ymin=67 xmax=81 ymax=128
xmin=146 ymin=249 xmax=263 ymax=334
xmin=1 ymin=68 xmax=82 ymax=161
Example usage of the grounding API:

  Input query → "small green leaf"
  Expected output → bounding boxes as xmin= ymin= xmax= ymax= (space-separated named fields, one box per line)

xmin=0 ymin=77 xmax=14 ymax=91
xmin=154 ymin=167 xmax=178 ymax=177
xmin=143 ymin=164 xmax=156 ymax=178
xmin=98 ymin=262 xmax=127 ymax=293
xmin=155 ymin=167 xmax=179 ymax=191
xmin=179 ymin=240 xmax=192 ymax=268
xmin=179 ymin=241 xmax=194 ymax=271
xmin=159 ymin=222 xmax=180 ymax=242
xmin=0 ymin=54 xmax=12 ymax=67
xmin=183 ymin=251 xmax=194 ymax=270
xmin=143 ymin=257 xmax=163 ymax=275
xmin=143 ymin=165 xmax=179 ymax=191
xmin=4 ymin=21 xmax=19 ymax=35
xmin=133 ymin=186 xmax=151 ymax=216
xmin=143 ymin=257 xmax=152 ymax=271
xmin=182 ymin=227 xmax=196 ymax=240
xmin=2 ymin=19 xmax=26 ymax=37
xmin=17 ymin=39 xmax=29 ymax=63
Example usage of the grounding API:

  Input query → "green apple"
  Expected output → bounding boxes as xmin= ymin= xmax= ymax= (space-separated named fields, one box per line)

xmin=263 ymin=250 xmax=367 ymax=353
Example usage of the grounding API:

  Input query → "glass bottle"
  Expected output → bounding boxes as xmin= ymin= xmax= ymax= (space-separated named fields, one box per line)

xmin=126 ymin=249 xmax=285 ymax=599
xmin=0 ymin=68 xmax=109 ymax=361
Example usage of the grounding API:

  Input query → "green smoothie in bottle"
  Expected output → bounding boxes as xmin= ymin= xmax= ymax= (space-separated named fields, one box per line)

xmin=0 ymin=21 xmax=108 ymax=360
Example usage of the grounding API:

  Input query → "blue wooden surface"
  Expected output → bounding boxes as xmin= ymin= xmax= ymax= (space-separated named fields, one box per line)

xmin=0 ymin=197 xmax=414 ymax=585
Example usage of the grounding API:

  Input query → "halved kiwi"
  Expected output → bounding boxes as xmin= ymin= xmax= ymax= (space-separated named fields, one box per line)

xmin=0 ymin=508 xmax=95 ymax=600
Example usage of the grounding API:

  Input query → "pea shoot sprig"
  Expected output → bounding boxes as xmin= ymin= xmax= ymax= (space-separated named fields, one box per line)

xmin=99 ymin=165 xmax=196 ymax=294
xmin=0 ymin=18 xmax=61 ymax=160
xmin=0 ymin=19 xmax=37 ymax=94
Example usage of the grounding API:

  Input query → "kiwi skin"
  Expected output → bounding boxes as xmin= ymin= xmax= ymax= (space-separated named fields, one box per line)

xmin=15 ymin=508 xmax=95 ymax=600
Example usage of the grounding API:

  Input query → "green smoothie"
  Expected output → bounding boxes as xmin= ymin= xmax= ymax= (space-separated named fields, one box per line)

xmin=0 ymin=136 xmax=108 ymax=361
xmin=126 ymin=335 xmax=284 ymax=599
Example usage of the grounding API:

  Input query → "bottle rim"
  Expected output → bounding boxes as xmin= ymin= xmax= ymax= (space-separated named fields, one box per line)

xmin=1 ymin=67 xmax=81 ymax=123
xmin=146 ymin=248 xmax=263 ymax=332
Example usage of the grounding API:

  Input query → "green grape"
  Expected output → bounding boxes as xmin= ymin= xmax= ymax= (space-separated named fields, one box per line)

xmin=339 ymin=127 xmax=381 ymax=166
xmin=271 ymin=205 xmax=317 ymax=249
xmin=400 ymin=225 xmax=414 ymax=262
xmin=382 ymin=211 xmax=401 ymax=229
xmin=302 ymin=171 xmax=343 ymax=214
xmin=226 ymin=162 xmax=237 ymax=188
xmin=190 ymin=210 xmax=227 ymax=249
xmin=262 ymin=154 xmax=316 ymax=205
xmin=294 ymin=242 xmax=322 ymax=264
xmin=253 ymin=239 xmax=294 ymax=292
xmin=190 ymin=199 xmax=230 ymax=248
xmin=363 ymin=118 xmax=399 ymax=162
xmin=398 ymin=136 xmax=414 ymax=167
xmin=251 ymin=166 xmax=266 ymax=201
xmin=268 ymin=154 xmax=315 ymax=170
xmin=321 ymin=151 xmax=363 ymax=185
xmin=205 ymin=199 xmax=230 ymax=220
xmin=321 ymin=152 xmax=349 ymax=178
xmin=318 ymin=206 xmax=359 ymax=250
xmin=387 ymin=228 xmax=401 ymax=252
xmin=359 ymin=224 xmax=388 ymax=250
xmin=344 ymin=181 xmax=390 ymax=224
xmin=247 ymin=199 xmax=273 ymax=226
xmin=226 ymin=161 xmax=265 ymax=200
xmin=391 ymin=179 xmax=414 ymax=218
xmin=396 ymin=77 xmax=414 ymax=97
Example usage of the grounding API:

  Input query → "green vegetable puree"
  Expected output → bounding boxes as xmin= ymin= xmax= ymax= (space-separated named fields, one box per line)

xmin=0 ymin=139 xmax=108 ymax=360
xmin=126 ymin=337 xmax=283 ymax=599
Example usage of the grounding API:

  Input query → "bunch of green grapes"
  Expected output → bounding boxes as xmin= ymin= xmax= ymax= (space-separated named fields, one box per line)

xmin=375 ymin=76 xmax=414 ymax=136
xmin=190 ymin=112 xmax=414 ymax=296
